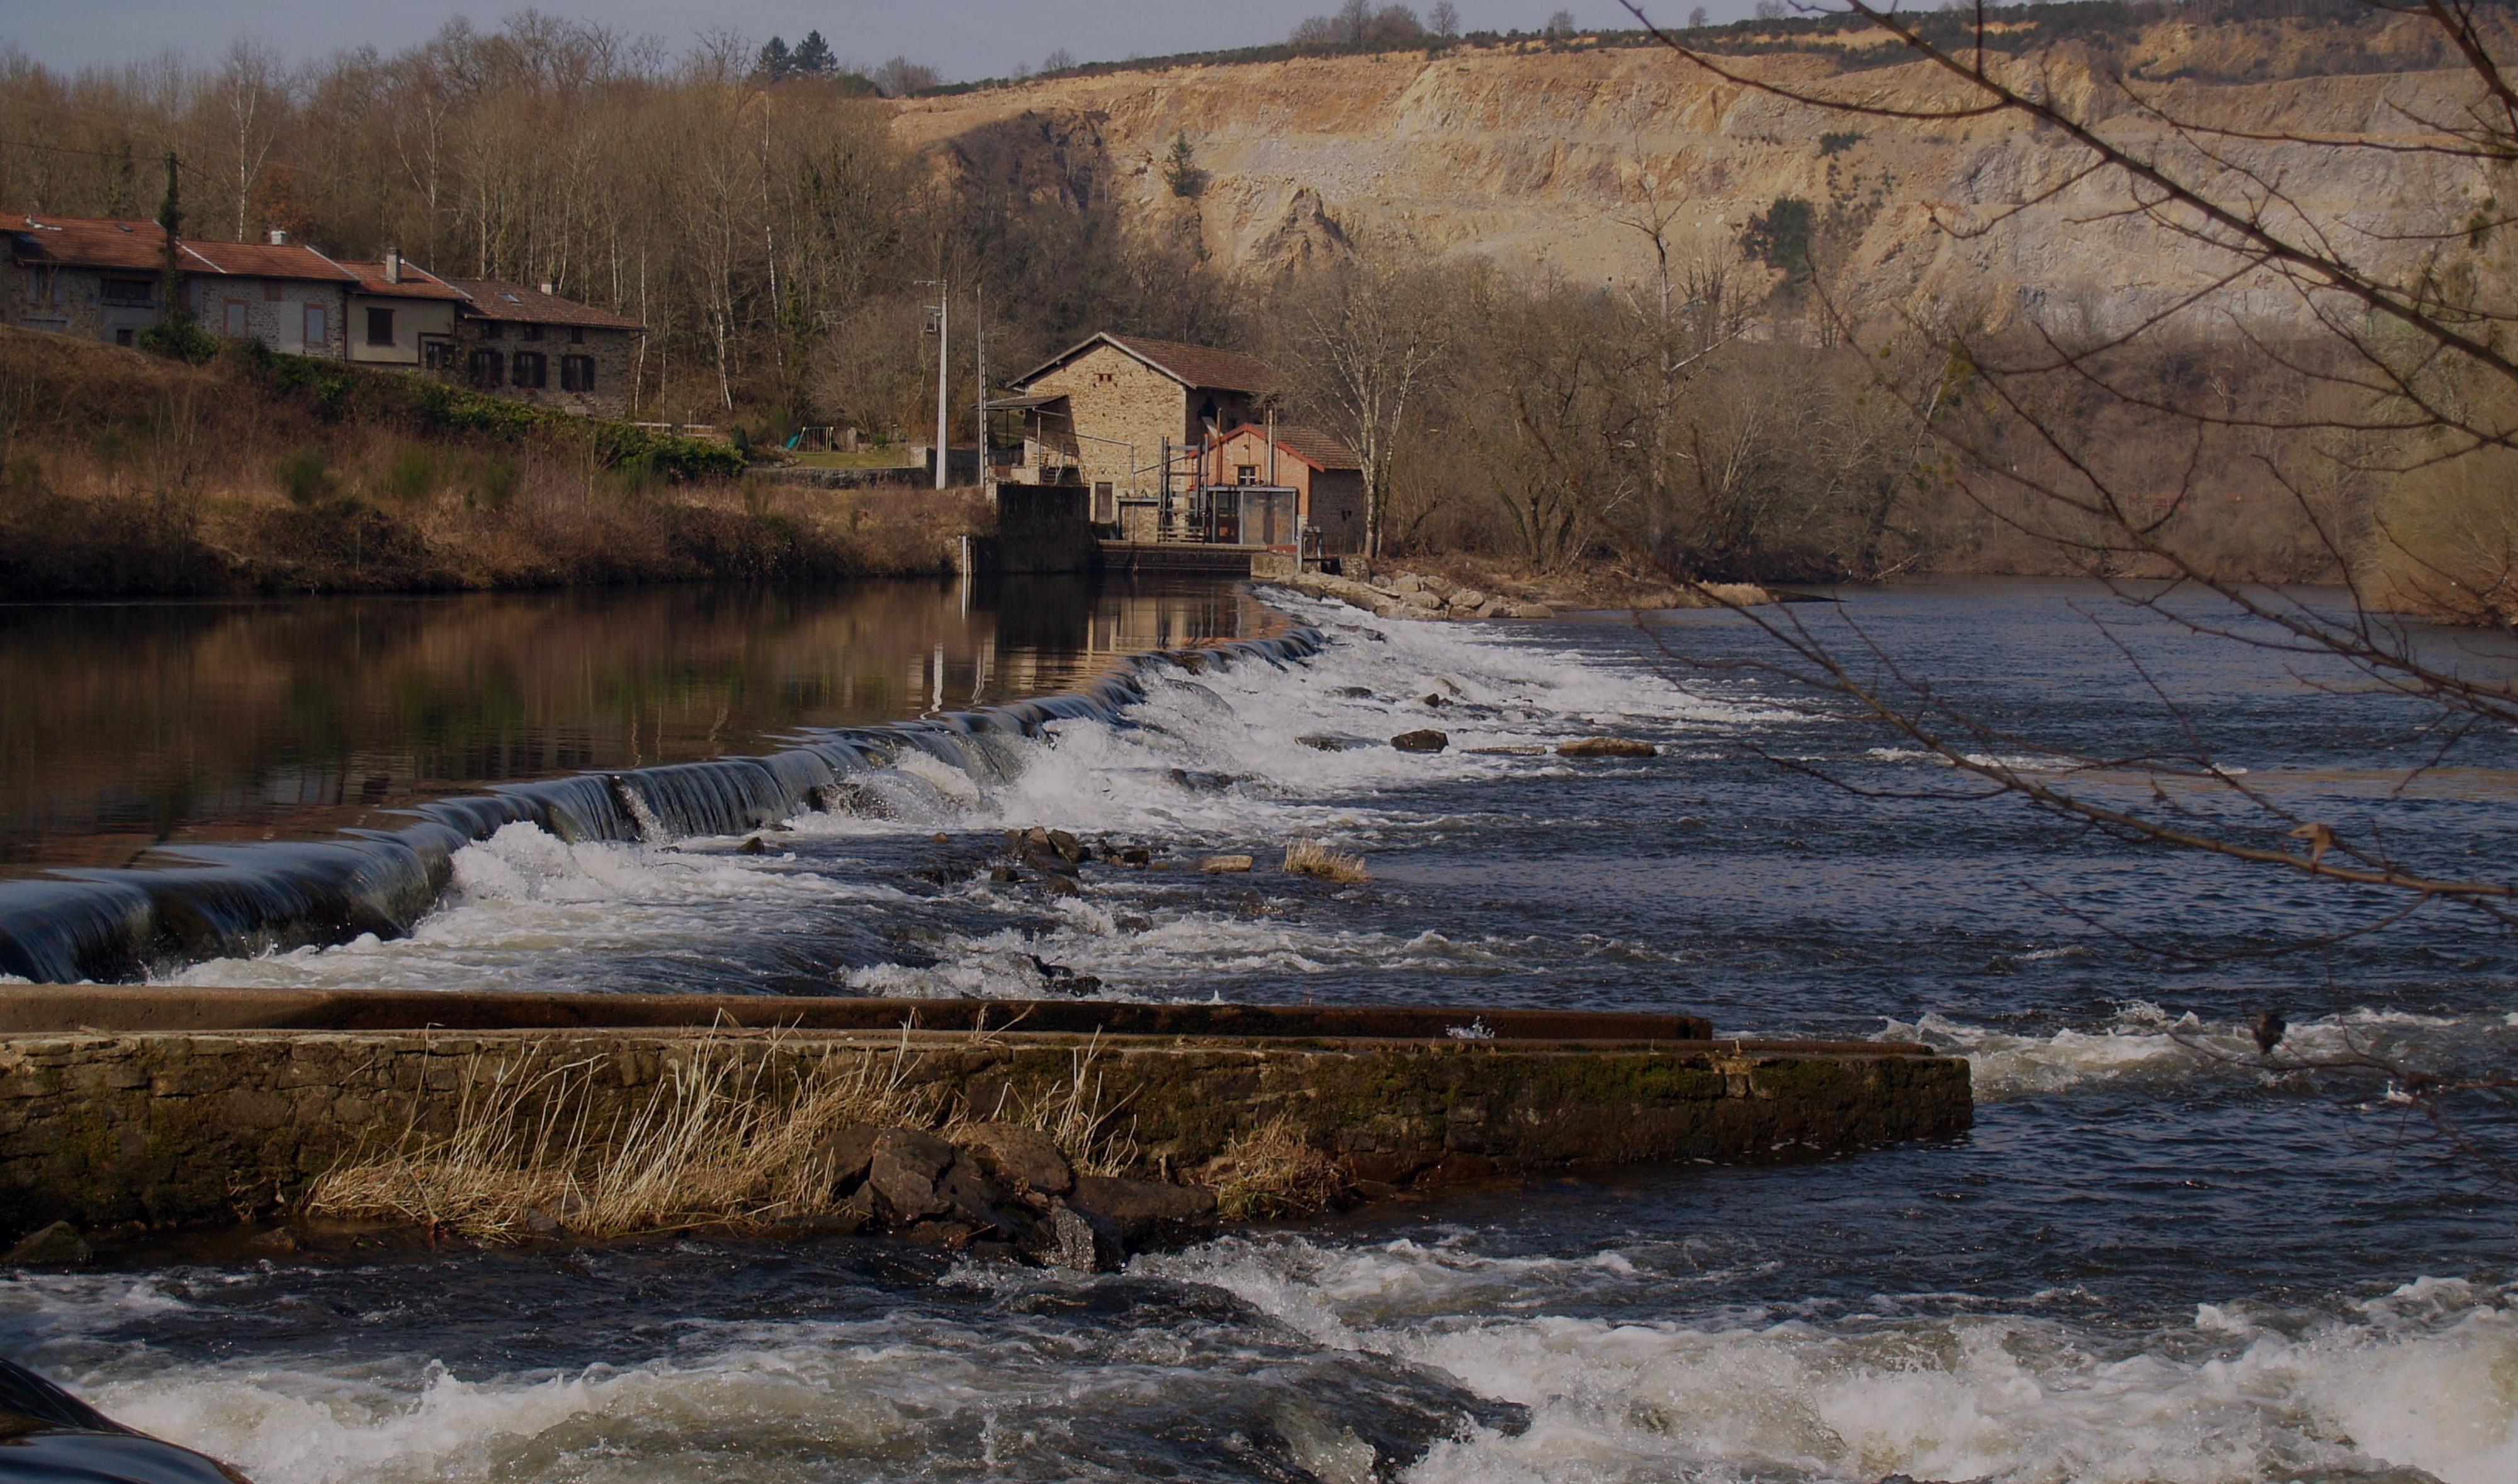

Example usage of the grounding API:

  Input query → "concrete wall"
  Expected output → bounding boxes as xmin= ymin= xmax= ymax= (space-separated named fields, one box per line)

xmin=346 ymin=294 xmax=456 ymax=367
xmin=0 ymin=1027 xmax=1970 ymax=1238
xmin=983 ymin=482 xmax=1099 ymax=574
xmin=1310 ymin=469 xmax=1367 ymax=555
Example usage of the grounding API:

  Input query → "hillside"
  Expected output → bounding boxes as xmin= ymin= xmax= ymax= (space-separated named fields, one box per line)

xmin=895 ymin=12 xmax=2490 ymax=339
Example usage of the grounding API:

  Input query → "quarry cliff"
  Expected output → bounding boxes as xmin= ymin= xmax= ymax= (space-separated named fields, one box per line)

xmin=895 ymin=15 xmax=2496 ymax=339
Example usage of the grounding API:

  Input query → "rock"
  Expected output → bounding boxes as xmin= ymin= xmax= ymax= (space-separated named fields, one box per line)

xmin=931 ymin=831 xmax=952 ymax=845
xmin=6 ymin=1221 xmax=90 ymax=1267
xmin=247 ymin=1225 xmax=302 ymax=1254
xmin=1503 ymin=601 xmax=1554 ymax=619
xmin=1557 ymin=737 xmax=1658 ymax=758
xmin=1168 ymin=767 xmax=1241 ymax=793
xmin=1200 ymin=854 xmax=1256 ymax=873
xmin=1390 ymin=729 xmax=1450 ymax=753
xmin=959 ymin=1122 xmax=1073 ymax=1196
xmin=1419 ymin=692 xmax=1451 ymax=708
xmin=1449 ymin=587 xmax=1489 ymax=610
xmin=821 ymin=1123 xmax=879 ymax=1194
xmin=1331 ymin=685 xmax=1377 ymax=699
xmin=1392 ymin=573 xmax=1428 ymax=594
xmin=1032 ymin=1201 xmax=1127 ymax=1271
xmin=988 ymin=864 xmax=1021 ymax=882
xmin=811 ymin=781 xmax=892 ymax=817
xmin=1028 ymin=955 xmax=1100 ymax=996
xmin=1045 ymin=829 xmax=1088 ymax=863
xmin=1392 ymin=603 xmax=1447 ymax=622
xmin=1036 ymin=872 xmax=1082 ymax=898
xmin=868 ymin=1128 xmax=957 ymax=1220
xmin=525 ymin=1207 xmax=564 ymax=1238
xmin=1297 ymin=733 xmax=1377 ymax=751
xmin=1066 ymin=1176 xmax=1221 ymax=1249
xmin=1114 ymin=846 xmax=1153 ymax=867
xmin=1472 ymin=596 xmax=1506 ymax=619
xmin=1467 ymin=745 xmax=1547 ymax=756
xmin=934 ymin=1159 xmax=1032 ymax=1239
xmin=737 ymin=836 xmax=768 ymax=855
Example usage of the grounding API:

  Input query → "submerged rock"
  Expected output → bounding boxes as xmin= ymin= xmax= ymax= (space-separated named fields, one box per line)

xmin=1200 ymin=855 xmax=1256 ymax=874
xmin=4 ymin=1220 xmax=89 ymax=1268
xmin=1297 ymin=733 xmax=1377 ymax=751
xmin=1557 ymin=737 xmax=1658 ymax=758
xmin=1067 ymin=1175 xmax=1220 ymax=1249
xmin=1390 ymin=729 xmax=1450 ymax=753
xmin=1031 ymin=1202 xmax=1126 ymax=1272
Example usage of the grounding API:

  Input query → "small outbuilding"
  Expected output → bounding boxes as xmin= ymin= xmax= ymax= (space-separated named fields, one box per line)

xmin=1200 ymin=423 xmax=1366 ymax=556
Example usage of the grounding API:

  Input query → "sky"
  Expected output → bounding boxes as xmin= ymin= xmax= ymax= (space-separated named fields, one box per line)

xmin=4 ymin=1 xmax=1768 ymax=81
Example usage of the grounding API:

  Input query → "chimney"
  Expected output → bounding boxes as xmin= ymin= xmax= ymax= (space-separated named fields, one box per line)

xmin=537 ymin=279 xmax=555 ymax=296
xmin=266 ymin=228 xmax=288 ymax=246
xmin=383 ymin=249 xmax=402 ymax=284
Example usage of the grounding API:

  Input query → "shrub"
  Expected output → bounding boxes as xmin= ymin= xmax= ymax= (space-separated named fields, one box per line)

xmin=379 ymin=447 xmax=441 ymax=504
xmin=275 ymin=446 xmax=335 ymax=508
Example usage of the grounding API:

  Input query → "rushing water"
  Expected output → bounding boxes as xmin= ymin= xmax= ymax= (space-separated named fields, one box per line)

xmin=3 ymin=577 xmax=2512 ymax=1483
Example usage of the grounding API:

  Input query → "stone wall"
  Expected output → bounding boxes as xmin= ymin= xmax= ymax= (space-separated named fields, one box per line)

xmin=0 ymin=1029 xmax=1969 ymax=1239
xmin=427 ymin=320 xmax=638 ymax=419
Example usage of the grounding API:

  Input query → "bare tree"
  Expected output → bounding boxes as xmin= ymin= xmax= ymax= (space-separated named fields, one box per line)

xmin=1431 ymin=3 xmax=1463 ymax=40
xmin=1273 ymin=244 xmax=1456 ymax=559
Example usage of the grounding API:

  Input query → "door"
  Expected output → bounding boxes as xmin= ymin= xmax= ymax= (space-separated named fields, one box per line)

xmin=302 ymin=303 xmax=328 ymax=353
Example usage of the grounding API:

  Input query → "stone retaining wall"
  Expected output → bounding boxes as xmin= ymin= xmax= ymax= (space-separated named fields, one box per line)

xmin=0 ymin=1029 xmax=1969 ymax=1239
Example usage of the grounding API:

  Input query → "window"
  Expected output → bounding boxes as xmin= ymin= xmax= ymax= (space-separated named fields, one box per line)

xmin=99 ymin=276 xmax=154 ymax=307
xmin=1092 ymin=371 xmax=1115 ymax=386
xmin=223 ymin=301 xmax=247 ymax=336
xmin=365 ymin=307 xmax=395 ymax=347
xmin=569 ymin=325 xmax=585 ymax=345
xmin=303 ymin=303 xmax=327 ymax=348
xmin=522 ymin=322 xmax=543 ymax=342
xmin=467 ymin=348 xmax=503 ymax=388
xmin=1092 ymin=481 xmax=1117 ymax=525
xmin=480 ymin=321 xmax=502 ymax=340
xmin=1235 ymin=464 xmax=1260 ymax=485
xmin=24 ymin=266 xmax=55 ymax=305
xmin=511 ymin=351 xmax=547 ymax=389
xmin=423 ymin=340 xmax=455 ymax=372
xmin=561 ymin=354 xmax=596 ymax=393
xmin=113 ymin=327 xmax=134 ymax=347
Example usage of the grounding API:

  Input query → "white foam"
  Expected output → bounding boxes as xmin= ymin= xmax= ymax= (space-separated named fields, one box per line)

xmin=1155 ymin=1235 xmax=2518 ymax=1484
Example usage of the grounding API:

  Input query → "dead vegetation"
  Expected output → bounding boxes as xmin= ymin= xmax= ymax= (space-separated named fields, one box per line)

xmin=0 ymin=329 xmax=978 ymax=597
xmin=1204 ymin=1116 xmax=1353 ymax=1221
xmin=307 ymin=1031 xmax=1137 ymax=1243
xmin=1282 ymin=839 xmax=1369 ymax=883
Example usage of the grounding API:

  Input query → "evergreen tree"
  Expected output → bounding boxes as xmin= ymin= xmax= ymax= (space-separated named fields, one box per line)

xmin=755 ymin=36 xmax=793 ymax=83
xmin=790 ymin=31 xmax=837 ymax=77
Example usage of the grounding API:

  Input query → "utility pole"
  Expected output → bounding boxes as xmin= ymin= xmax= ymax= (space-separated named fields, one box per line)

xmin=974 ymin=282 xmax=989 ymax=498
xmin=918 ymin=278 xmax=949 ymax=490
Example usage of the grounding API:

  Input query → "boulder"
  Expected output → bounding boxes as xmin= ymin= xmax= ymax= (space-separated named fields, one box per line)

xmin=1199 ymin=854 xmax=1256 ymax=873
xmin=821 ymin=1123 xmax=879 ymax=1193
xmin=1066 ymin=1176 xmax=1220 ymax=1249
xmin=1503 ymin=601 xmax=1555 ymax=619
xmin=1472 ymin=596 xmax=1506 ymax=619
xmin=1032 ymin=1201 xmax=1127 ymax=1271
xmin=1390 ymin=729 xmax=1450 ymax=753
xmin=960 ymin=1122 xmax=1073 ymax=1196
xmin=4 ymin=1221 xmax=89 ymax=1268
xmin=1393 ymin=604 xmax=1447 ymax=622
xmin=934 ymin=1159 xmax=1033 ymax=1239
xmin=1557 ymin=737 xmax=1658 ymax=758
xmin=1297 ymin=733 xmax=1377 ymax=752
xmin=1467 ymin=745 xmax=1547 ymax=756
xmin=867 ymin=1127 xmax=957 ymax=1220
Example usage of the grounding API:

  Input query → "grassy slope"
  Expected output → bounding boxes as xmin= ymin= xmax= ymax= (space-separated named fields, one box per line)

xmin=0 ymin=329 xmax=980 ymax=598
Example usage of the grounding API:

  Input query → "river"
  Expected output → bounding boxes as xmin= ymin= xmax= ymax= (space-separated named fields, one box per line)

xmin=0 ymin=576 xmax=2510 ymax=1483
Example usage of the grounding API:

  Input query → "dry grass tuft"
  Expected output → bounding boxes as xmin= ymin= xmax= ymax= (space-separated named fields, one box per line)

xmin=1205 ymin=1117 xmax=1352 ymax=1222
xmin=1282 ymin=839 xmax=1368 ymax=884
xmin=310 ymin=1032 xmax=947 ymax=1241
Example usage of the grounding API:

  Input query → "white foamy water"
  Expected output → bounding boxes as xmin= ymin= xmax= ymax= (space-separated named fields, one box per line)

xmin=1154 ymin=1237 xmax=2518 ymax=1484
xmin=1884 ymin=1001 xmax=2517 ymax=1101
xmin=166 ymin=598 xmax=1772 ymax=994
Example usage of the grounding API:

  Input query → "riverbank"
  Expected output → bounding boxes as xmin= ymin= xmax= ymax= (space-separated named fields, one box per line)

xmin=0 ymin=328 xmax=980 ymax=596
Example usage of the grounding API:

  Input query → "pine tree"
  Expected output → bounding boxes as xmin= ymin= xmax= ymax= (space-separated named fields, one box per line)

xmin=755 ymin=36 xmax=792 ymax=83
xmin=790 ymin=31 xmax=837 ymax=77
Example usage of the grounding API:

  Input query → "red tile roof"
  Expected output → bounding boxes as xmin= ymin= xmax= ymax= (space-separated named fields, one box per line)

xmin=443 ymin=277 xmax=643 ymax=331
xmin=1013 ymin=331 xmax=1279 ymax=395
xmin=4 ymin=213 xmax=359 ymax=283
xmin=1219 ymin=422 xmax=1359 ymax=471
xmin=6 ymin=214 xmax=174 ymax=273
xmin=336 ymin=259 xmax=468 ymax=301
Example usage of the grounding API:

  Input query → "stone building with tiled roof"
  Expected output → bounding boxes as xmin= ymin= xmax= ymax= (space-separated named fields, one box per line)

xmin=1000 ymin=331 xmax=1285 ymax=538
xmin=435 ymin=277 xmax=645 ymax=419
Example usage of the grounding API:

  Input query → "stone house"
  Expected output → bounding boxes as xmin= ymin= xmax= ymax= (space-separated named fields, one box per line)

xmin=1000 ymin=332 xmax=1278 ymax=537
xmin=338 ymin=251 xmax=466 ymax=370
xmin=3 ymin=215 xmax=359 ymax=354
xmin=1201 ymin=422 xmax=1367 ymax=556
xmin=436 ymin=278 xmax=643 ymax=419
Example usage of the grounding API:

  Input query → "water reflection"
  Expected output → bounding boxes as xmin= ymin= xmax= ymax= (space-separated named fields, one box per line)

xmin=0 ymin=576 xmax=1268 ymax=875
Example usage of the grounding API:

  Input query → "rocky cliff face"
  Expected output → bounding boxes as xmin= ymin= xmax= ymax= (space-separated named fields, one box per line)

xmin=895 ymin=17 xmax=2495 ymax=338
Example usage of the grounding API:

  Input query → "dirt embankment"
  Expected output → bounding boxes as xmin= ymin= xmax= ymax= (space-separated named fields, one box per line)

xmin=0 ymin=329 xmax=979 ymax=599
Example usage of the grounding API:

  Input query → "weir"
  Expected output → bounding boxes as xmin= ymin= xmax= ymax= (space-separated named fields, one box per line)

xmin=0 ymin=990 xmax=1970 ymax=1241
xmin=0 ymin=628 xmax=1326 ymax=985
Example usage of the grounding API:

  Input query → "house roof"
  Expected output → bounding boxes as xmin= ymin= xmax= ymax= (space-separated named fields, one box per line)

xmin=335 ymin=259 xmax=468 ymax=301
xmin=1219 ymin=422 xmax=1360 ymax=472
xmin=4 ymin=213 xmax=361 ymax=283
xmin=443 ymin=277 xmax=643 ymax=331
xmin=1012 ymin=331 xmax=1277 ymax=395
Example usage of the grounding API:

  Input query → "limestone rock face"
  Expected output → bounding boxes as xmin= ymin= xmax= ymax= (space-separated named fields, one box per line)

xmin=894 ymin=19 xmax=2493 ymax=340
